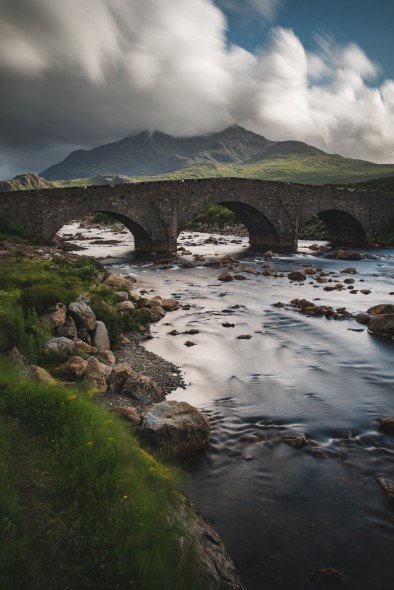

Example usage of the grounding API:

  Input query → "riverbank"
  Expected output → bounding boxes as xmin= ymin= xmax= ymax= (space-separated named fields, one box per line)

xmin=0 ymin=235 xmax=245 ymax=590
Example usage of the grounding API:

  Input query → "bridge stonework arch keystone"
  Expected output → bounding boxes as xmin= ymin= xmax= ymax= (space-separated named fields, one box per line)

xmin=1 ymin=178 xmax=393 ymax=253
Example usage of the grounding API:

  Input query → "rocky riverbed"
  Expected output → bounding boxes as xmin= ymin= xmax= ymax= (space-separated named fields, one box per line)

xmin=55 ymin=221 xmax=394 ymax=590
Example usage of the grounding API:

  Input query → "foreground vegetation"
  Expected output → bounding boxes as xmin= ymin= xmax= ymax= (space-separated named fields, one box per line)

xmin=0 ymin=232 xmax=206 ymax=589
xmin=0 ymin=361 xmax=202 ymax=590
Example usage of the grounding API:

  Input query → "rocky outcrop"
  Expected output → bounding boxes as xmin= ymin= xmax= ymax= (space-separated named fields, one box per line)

xmin=109 ymin=363 xmax=134 ymax=394
xmin=57 ymin=356 xmax=88 ymax=379
xmin=46 ymin=337 xmax=75 ymax=355
xmin=68 ymin=301 xmax=97 ymax=331
xmin=140 ymin=400 xmax=210 ymax=456
xmin=57 ymin=315 xmax=78 ymax=339
xmin=84 ymin=357 xmax=112 ymax=393
xmin=174 ymin=498 xmax=245 ymax=590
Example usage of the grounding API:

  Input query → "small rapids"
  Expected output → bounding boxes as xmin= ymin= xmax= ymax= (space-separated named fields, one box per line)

xmin=59 ymin=223 xmax=394 ymax=590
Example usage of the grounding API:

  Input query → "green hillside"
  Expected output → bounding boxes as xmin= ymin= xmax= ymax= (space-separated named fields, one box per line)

xmin=149 ymin=154 xmax=394 ymax=186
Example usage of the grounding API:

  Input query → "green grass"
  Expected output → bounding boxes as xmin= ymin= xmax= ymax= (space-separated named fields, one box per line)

xmin=44 ymin=155 xmax=394 ymax=187
xmin=0 ymin=360 xmax=205 ymax=589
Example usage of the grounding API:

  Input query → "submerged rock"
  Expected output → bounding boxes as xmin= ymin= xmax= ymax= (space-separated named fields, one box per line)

xmin=140 ymin=400 xmax=210 ymax=456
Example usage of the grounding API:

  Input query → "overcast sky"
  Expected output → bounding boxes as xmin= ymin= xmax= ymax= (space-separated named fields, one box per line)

xmin=1 ymin=0 xmax=394 ymax=179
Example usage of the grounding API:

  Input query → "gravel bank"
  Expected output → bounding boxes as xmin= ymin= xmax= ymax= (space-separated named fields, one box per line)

xmin=114 ymin=331 xmax=186 ymax=393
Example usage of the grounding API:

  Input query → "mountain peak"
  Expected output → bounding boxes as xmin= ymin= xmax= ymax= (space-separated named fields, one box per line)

xmin=41 ymin=125 xmax=276 ymax=180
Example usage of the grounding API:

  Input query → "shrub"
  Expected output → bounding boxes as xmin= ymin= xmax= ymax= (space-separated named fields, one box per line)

xmin=20 ymin=284 xmax=75 ymax=314
xmin=91 ymin=303 xmax=149 ymax=348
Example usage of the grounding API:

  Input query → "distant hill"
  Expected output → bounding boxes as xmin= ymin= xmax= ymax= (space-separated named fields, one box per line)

xmin=345 ymin=176 xmax=394 ymax=192
xmin=40 ymin=125 xmax=394 ymax=185
xmin=0 ymin=173 xmax=135 ymax=192
xmin=0 ymin=172 xmax=53 ymax=192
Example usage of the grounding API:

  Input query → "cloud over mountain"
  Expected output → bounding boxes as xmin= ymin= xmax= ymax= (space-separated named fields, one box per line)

xmin=0 ymin=0 xmax=394 ymax=178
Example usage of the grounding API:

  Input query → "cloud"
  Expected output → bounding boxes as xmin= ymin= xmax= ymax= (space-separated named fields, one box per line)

xmin=0 ymin=0 xmax=394 ymax=178
xmin=215 ymin=0 xmax=283 ymax=22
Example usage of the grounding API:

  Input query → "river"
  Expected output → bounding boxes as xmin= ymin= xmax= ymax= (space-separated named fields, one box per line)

xmin=60 ymin=223 xmax=394 ymax=590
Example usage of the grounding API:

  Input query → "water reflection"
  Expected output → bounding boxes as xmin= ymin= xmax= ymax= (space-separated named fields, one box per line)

xmin=64 ymin=226 xmax=394 ymax=590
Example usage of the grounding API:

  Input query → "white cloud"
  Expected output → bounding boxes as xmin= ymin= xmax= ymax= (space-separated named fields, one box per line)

xmin=1 ymin=0 xmax=394 ymax=178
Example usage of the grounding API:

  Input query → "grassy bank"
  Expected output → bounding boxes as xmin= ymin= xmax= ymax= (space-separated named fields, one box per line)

xmin=0 ymin=234 xmax=206 ymax=589
xmin=0 ymin=361 xmax=203 ymax=589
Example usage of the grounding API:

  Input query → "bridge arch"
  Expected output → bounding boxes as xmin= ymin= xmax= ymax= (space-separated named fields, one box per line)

xmin=178 ymin=198 xmax=285 ymax=250
xmin=301 ymin=208 xmax=368 ymax=244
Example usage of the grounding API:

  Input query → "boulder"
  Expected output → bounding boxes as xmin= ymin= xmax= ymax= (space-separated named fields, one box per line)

xmin=57 ymin=315 xmax=78 ymax=339
xmin=140 ymin=400 xmax=210 ymax=456
xmin=115 ymin=291 xmax=129 ymax=302
xmin=368 ymin=314 xmax=394 ymax=336
xmin=121 ymin=374 xmax=165 ymax=411
xmin=104 ymin=273 xmax=136 ymax=292
xmin=73 ymin=338 xmax=98 ymax=354
xmin=99 ymin=350 xmax=116 ymax=365
xmin=28 ymin=365 xmax=54 ymax=383
xmin=146 ymin=306 xmax=166 ymax=322
xmin=287 ymin=270 xmax=306 ymax=281
xmin=329 ymin=249 xmax=362 ymax=260
xmin=367 ymin=304 xmax=394 ymax=316
xmin=355 ymin=313 xmax=370 ymax=325
xmin=115 ymin=406 xmax=142 ymax=429
xmin=161 ymin=298 xmax=179 ymax=311
xmin=218 ymin=272 xmax=233 ymax=282
xmin=92 ymin=320 xmax=111 ymax=352
xmin=114 ymin=301 xmax=135 ymax=313
xmin=84 ymin=357 xmax=111 ymax=393
xmin=46 ymin=337 xmax=75 ymax=355
xmin=57 ymin=356 xmax=88 ymax=379
xmin=42 ymin=303 xmax=67 ymax=329
xmin=68 ymin=301 xmax=96 ymax=331
xmin=109 ymin=363 xmax=134 ymax=394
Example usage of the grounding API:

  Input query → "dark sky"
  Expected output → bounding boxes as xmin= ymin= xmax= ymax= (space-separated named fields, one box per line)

xmin=1 ymin=0 xmax=393 ymax=179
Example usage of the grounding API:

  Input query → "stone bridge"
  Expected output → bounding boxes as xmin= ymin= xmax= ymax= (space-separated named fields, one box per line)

xmin=1 ymin=178 xmax=393 ymax=254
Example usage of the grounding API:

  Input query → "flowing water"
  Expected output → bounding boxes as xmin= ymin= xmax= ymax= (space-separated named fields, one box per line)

xmin=60 ymin=224 xmax=394 ymax=589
